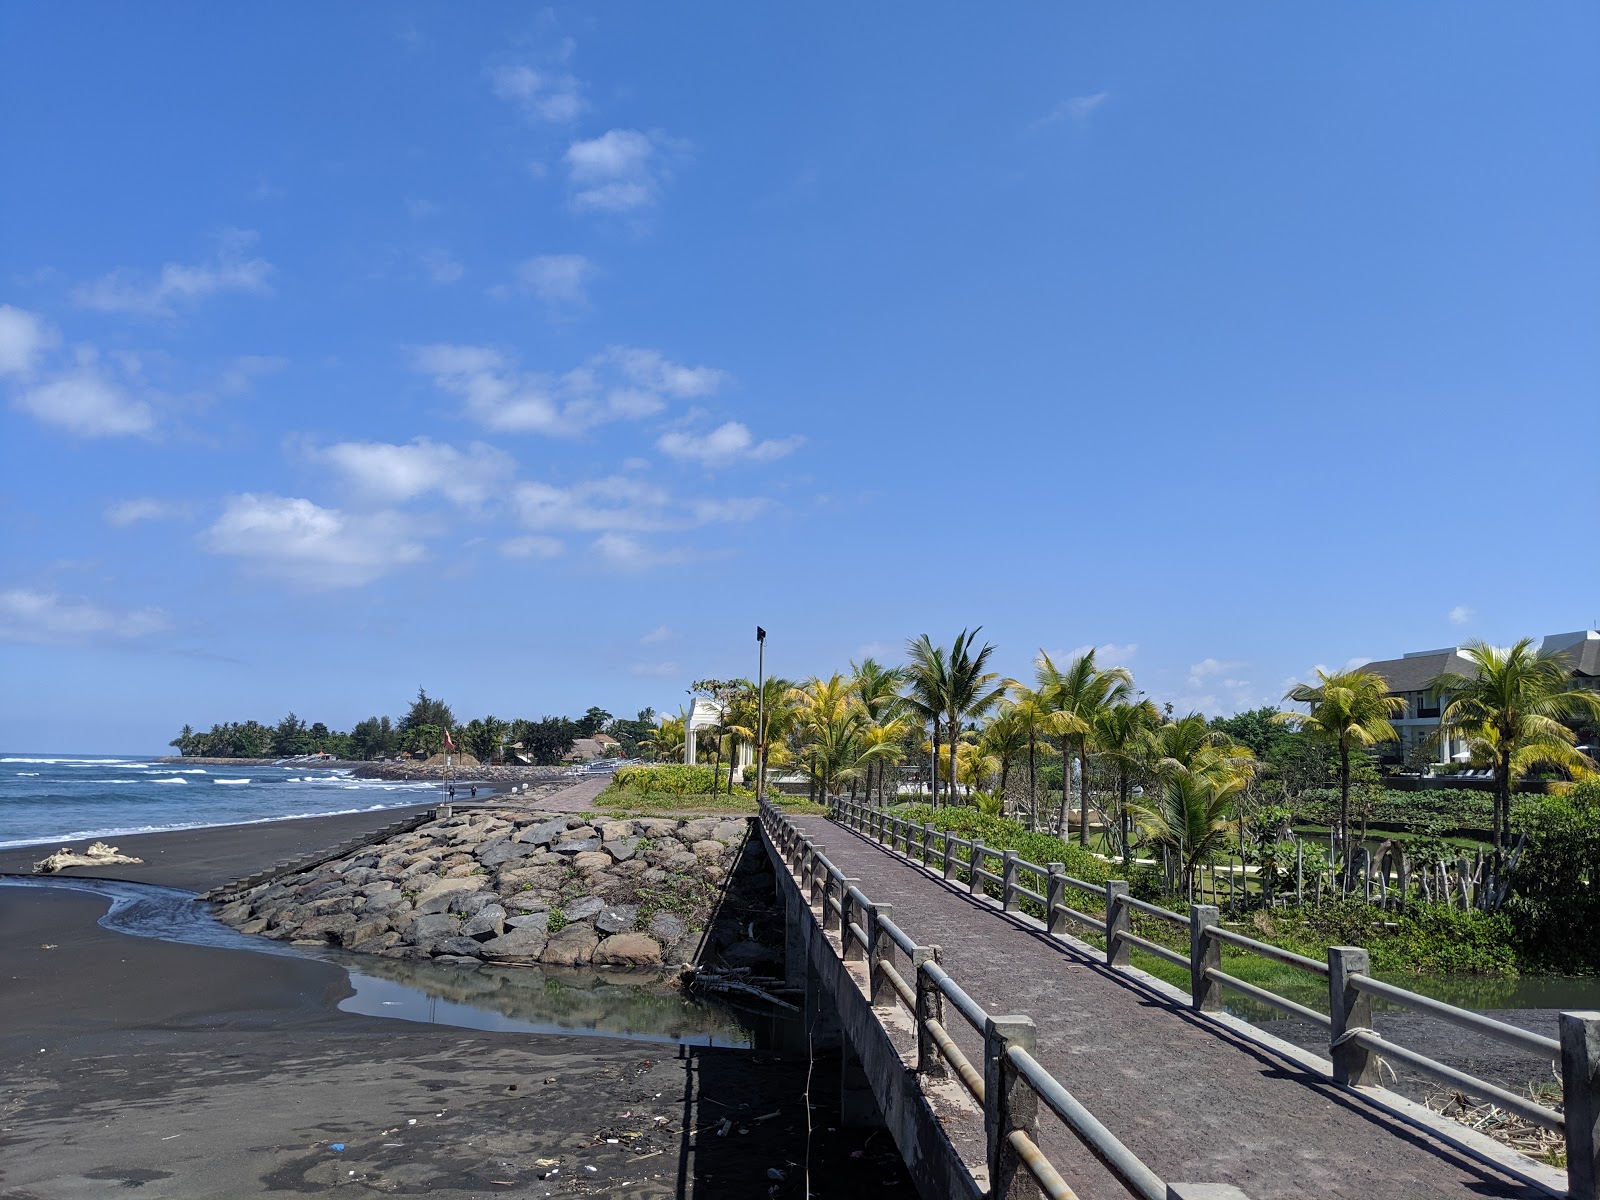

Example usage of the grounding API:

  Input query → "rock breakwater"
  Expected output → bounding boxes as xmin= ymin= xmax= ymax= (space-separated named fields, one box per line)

xmin=211 ymin=810 xmax=752 ymax=970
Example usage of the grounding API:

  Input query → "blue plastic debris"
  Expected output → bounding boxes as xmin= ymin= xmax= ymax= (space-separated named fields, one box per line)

xmin=330 ymin=1144 xmax=346 ymax=1153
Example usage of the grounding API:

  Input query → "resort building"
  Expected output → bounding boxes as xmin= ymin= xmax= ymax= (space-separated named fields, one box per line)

xmin=1363 ymin=630 xmax=1600 ymax=766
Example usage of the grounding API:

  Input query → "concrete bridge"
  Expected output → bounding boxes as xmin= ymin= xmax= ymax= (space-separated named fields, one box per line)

xmin=757 ymin=799 xmax=1599 ymax=1200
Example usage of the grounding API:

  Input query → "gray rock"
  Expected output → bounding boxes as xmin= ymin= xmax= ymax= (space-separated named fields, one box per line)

xmin=563 ymin=896 xmax=604 ymax=921
xmin=450 ymin=890 xmax=498 ymax=916
xmin=506 ymin=912 xmax=550 ymax=933
xmin=647 ymin=912 xmax=685 ymax=943
xmin=595 ymin=904 xmax=638 ymax=935
xmin=406 ymin=912 xmax=461 ymax=948
xmin=477 ymin=839 xmax=532 ymax=868
xmin=514 ymin=817 xmax=570 ymax=846
xmin=477 ymin=925 xmax=549 ymax=961
xmin=539 ymin=924 xmax=599 ymax=966
xmin=713 ymin=819 xmax=750 ymax=843
xmin=413 ymin=877 xmax=485 ymax=914
xmin=350 ymin=931 xmax=400 ymax=954
xmin=237 ymin=918 xmax=268 ymax=936
xmin=553 ymin=837 xmax=601 ymax=854
xmin=460 ymin=904 xmax=507 ymax=939
xmin=679 ymin=817 xmax=720 ymax=842
xmin=341 ymin=917 xmax=394 ymax=948
xmin=594 ymin=932 xmax=662 ymax=967
xmin=504 ymin=893 xmax=550 ymax=914
xmin=434 ymin=937 xmax=485 ymax=958
xmin=603 ymin=838 xmax=639 ymax=863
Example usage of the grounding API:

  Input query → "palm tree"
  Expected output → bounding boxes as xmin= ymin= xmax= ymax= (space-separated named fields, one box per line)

xmin=1037 ymin=648 xmax=1133 ymax=844
xmin=903 ymin=635 xmax=950 ymax=806
xmin=1277 ymin=670 xmax=1402 ymax=858
xmin=1131 ymin=758 xmax=1249 ymax=899
xmin=1005 ymin=685 xmax=1058 ymax=830
xmin=1093 ymin=698 xmax=1162 ymax=862
xmin=641 ymin=710 xmax=687 ymax=762
xmin=1434 ymin=639 xmax=1600 ymax=856
xmin=852 ymin=658 xmax=907 ymax=805
xmin=943 ymin=630 xmax=1008 ymax=796
xmin=979 ymin=707 xmax=1028 ymax=802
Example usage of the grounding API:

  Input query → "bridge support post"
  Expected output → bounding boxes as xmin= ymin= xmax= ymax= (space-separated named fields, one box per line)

xmin=914 ymin=946 xmax=945 ymax=1077
xmin=808 ymin=846 xmax=827 ymax=907
xmin=942 ymin=830 xmax=958 ymax=881
xmin=1328 ymin=946 xmax=1379 ymax=1086
xmin=1002 ymin=851 xmax=1021 ymax=912
xmin=868 ymin=903 xmax=895 ymax=1008
xmin=1106 ymin=880 xmax=1131 ymax=967
xmin=1046 ymin=864 xmax=1066 ymax=935
xmin=1560 ymin=1010 xmax=1600 ymax=1200
xmin=1189 ymin=904 xmax=1221 ymax=1011
xmin=969 ymin=840 xmax=986 ymax=896
xmin=842 ymin=882 xmax=865 ymax=961
xmin=985 ymin=1015 xmax=1040 ymax=1200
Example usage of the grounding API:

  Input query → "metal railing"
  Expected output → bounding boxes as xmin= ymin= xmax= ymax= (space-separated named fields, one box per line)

xmin=763 ymin=799 xmax=1245 ymax=1200
xmin=831 ymin=797 xmax=1600 ymax=1200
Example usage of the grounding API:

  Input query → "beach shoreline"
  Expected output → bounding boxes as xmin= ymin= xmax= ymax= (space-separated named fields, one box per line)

xmin=0 ymin=804 xmax=900 ymax=1198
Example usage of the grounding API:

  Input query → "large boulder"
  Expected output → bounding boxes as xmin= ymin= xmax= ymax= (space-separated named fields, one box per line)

xmin=477 ymin=840 xmax=532 ymax=868
xmin=539 ymin=925 xmax=599 ymax=966
xmin=406 ymin=912 xmax=462 ymax=950
xmin=434 ymin=936 xmax=485 ymax=958
xmin=594 ymin=933 xmax=662 ymax=967
xmin=460 ymin=904 xmax=507 ymax=939
xmin=413 ymin=878 xmax=485 ymax=914
xmin=563 ymin=896 xmax=604 ymax=921
xmin=595 ymin=904 xmax=637 ymax=935
xmin=478 ymin=924 xmax=549 ymax=962
xmin=514 ymin=817 xmax=570 ymax=847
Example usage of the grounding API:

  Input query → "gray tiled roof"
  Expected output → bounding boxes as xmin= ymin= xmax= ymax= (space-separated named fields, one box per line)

xmin=1558 ymin=638 xmax=1600 ymax=679
xmin=1363 ymin=651 xmax=1479 ymax=694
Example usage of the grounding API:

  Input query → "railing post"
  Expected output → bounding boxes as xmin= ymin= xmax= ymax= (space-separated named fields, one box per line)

xmin=1561 ymin=1010 xmax=1600 ymax=1200
xmin=1189 ymin=904 xmax=1221 ymax=1011
xmin=915 ymin=946 xmax=945 ymax=1077
xmin=868 ymin=903 xmax=895 ymax=1008
xmin=985 ymin=1015 xmax=1040 ymax=1200
xmin=942 ymin=831 xmax=958 ymax=881
xmin=998 ymin=851 xmax=1024 ymax=915
xmin=843 ymin=883 xmax=865 ymax=961
xmin=822 ymin=873 xmax=843 ymax=932
xmin=1328 ymin=946 xmax=1378 ymax=1086
xmin=809 ymin=848 xmax=827 ymax=906
xmin=1106 ymin=880 xmax=1130 ymax=967
xmin=1045 ymin=863 xmax=1066 ymax=935
xmin=969 ymin=839 xmax=986 ymax=895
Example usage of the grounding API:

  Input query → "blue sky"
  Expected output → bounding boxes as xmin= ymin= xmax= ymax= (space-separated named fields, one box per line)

xmin=2 ymin=4 xmax=1597 ymax=753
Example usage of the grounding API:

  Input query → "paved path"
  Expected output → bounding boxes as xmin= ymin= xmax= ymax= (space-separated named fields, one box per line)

xmin=790 ymin=815 xmax=1545 ymax=1200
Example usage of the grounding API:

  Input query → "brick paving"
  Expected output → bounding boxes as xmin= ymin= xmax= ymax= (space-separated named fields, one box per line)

xmin=790 ymin=814 xmax=1544 ymax=1200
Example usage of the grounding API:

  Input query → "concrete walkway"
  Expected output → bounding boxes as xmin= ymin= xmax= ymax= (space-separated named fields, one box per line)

xmin=790 ymin=815 xmax=1546 ymax=1200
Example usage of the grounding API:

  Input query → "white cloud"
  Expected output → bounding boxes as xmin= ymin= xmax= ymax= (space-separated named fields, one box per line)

xmin=0 ymin=588 xmax=168 ymax=644
xmin=565 ymin=129 xmax=679 ymax=213
xmin=489 ymin=64 xmax=585 ymax=123
xmin=1032 ymin=91 xmax=1110 ymax=130
xmin=0 ymin=305 xmax=59 ymax=376
xmin=201 ymin=494 xmax=424 ymax=588
xmin=1063 ymin=642 xmax=1139 ymax=667
xmin=502 ymin=254 xmax=595 ymax=308
xmin=13 ymin=368 xmax=154 ymax=437
xmin=73 ymin=230 xmax=274 ymax=317
xmin=105 ymin=497 xmax=193 ymax=527
xmin=658 ymin=420 xmax=804 ymax=466
xmin=1188 ymin=657 xmax=1247 ymax=685
xmin=630 ymin=660 xmax=680 ymax=678
xmin=413 ymin=342 xmax=725 ymax=437
xmin=308 ymin=437 xmax=514 ymax=507
xmin=511 ymin=475 xmax=764 ymax=536
xmin=592 ymin=532 xmax=691 ymax=571
xmin=501 ymin=535 xmax=565 ymax=559
xmin=640 ymin=625 xmax=677 ymax=644
xmin=1448 ymin=604 xmax=1473 ymax=626
xmin=421 ymin=249 xmax=464 ymax=285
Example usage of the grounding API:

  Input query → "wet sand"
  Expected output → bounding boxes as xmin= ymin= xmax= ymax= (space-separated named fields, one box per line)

xmin=0 ymin=809 xmax=909 ymax=1198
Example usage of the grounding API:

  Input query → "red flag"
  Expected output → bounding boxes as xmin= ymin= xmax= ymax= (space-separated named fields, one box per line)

xmin=442 ymin=727 xmax=455 ymax=752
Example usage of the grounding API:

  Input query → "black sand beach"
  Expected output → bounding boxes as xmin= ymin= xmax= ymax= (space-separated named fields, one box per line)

xmin=0 ymin=807 xmax=907 ymax=1198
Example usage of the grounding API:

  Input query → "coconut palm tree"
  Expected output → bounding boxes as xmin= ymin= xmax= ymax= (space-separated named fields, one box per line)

xmin=1093 ymin=698 xmax=1162 ymax=862
xmin=641 ymin=710 xmax=687 ymax=763
xmin=979 ymin=706 xmax=1028 ymax=801
xmin=944 ymin=630 xmax=1008 ymax=791
xmin=1005 ymin=685 xmax=1058 ymax=830
xmin=903 ymin=635 xmax=950 ymax=806
xmin=1434 ymin=639 xmax=1600 ymax=856
xmin=1037 ymin=648 xmax=1133 ymax=844
xmin=1277 ymin=670 xmax=1402 ymax=858
xmin=1131 ymin=757 xmax=1249 ymax=899
xmin=852 ymin=658 xmax=907 ymax=805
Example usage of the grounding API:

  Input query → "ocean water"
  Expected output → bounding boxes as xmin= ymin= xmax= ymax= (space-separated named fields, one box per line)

xmin=0 ymin=754 xmax=442 ymax=849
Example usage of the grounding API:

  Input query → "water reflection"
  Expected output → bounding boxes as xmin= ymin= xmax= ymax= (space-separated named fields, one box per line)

xmin=2 ymin=875 xmax=762 ymax=1047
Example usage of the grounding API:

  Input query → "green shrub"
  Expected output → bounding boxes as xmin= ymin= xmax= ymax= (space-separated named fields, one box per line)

xmin=892 ymin=805 xmax=1111 ymax=887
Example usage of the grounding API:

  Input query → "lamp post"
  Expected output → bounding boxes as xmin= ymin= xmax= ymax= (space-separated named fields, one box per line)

xmin=756 ymin=626 xmax=767 ymax=803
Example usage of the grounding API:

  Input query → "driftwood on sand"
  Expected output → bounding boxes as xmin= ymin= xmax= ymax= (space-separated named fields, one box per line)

xmin=33 ymin=842 xmax=144 ymax=874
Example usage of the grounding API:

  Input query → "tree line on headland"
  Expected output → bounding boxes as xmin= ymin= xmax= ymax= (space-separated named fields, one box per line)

xmin=169 ymin=688 xmax=658 ymax=766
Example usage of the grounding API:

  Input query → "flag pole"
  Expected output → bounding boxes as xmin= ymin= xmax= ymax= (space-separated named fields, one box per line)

xmin=755 ymin=626 xmax=766 ymax=805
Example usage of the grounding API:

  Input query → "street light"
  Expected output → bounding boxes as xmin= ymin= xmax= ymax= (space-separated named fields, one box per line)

xmin=756 ymin=626 xmax=767 ymax=803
